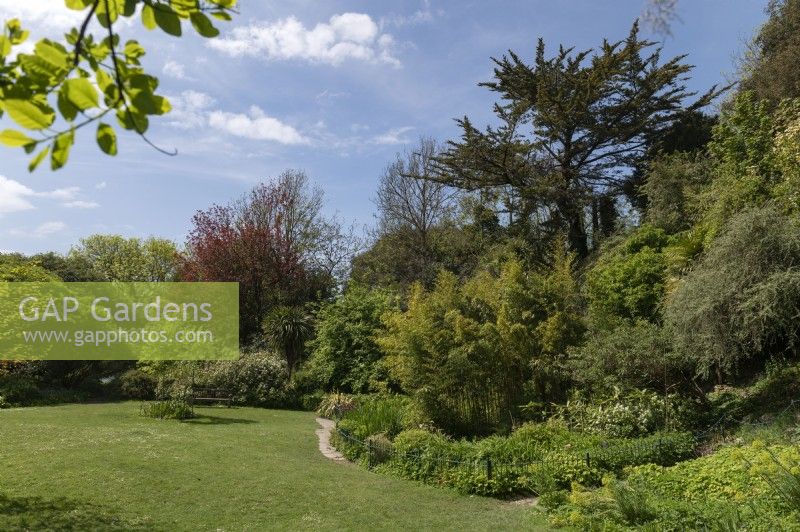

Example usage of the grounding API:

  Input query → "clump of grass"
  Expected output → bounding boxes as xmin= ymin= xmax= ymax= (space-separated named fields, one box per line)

xmin=610 ymin=480 xmax=656 ymax=526
xmin=338 ymin=395 xmax=409 ymax=439
xmin=366 ymin=433 xmax=393 ymax=467
xmin=316 ymin=392 xmax=356 ymax=419
xmin=140 ymin=400 xmax=194 ymax=420
xmin=759 ymin=448 xmax=800 ymax=511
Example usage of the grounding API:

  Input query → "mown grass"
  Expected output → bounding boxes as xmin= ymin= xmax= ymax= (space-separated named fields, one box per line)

xmin=0 ymin=403 xmax=548 ymax=531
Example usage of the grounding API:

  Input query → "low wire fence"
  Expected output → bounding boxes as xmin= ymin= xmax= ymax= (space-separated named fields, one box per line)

xmin=335 ymin=429 xmax=690 ymax=481
xmin=333 ymin=399 xmax=800 ymax=483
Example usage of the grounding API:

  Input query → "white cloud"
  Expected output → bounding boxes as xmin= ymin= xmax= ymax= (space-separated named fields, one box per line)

xmin=95 ymin=181 xmax=107 ymax=190
xmin=9 ymin=221 xmax=67 ymax=238
xmin=209 ymin=13 xmax=400 ymax=67
xmin=372 ymin=126 xmax=415 ymax=145
xmin=0 ymin=175 xmax=95 ymax=215
xmin=0 ymin=2 xmax=135 ymax=61
xmin=0 ymin=1 xmax=134 ymax=37
xmin=383 ymin=1 xmax=443 ymax=28
xmin=63 ymin=200 xmax=100 ymax=209
xmin=0 ymin=1 xmax=84 ymax=33
xmin=163 ymin=60 xmax=191 ymax=80
xmin=0 ymin=176 xmax=36 ymax=215
xmin=166 ymin=90 xmax=217 ymax=130
xmin=208 ymin=106 xmax=309 ymax=145
xmin=33 ymin=221 xmax=66 ymax=237
xmin=164 ymin=92 xmax=307 ymax=146
xmin=39 ymin=187 xmax=80 ymax=201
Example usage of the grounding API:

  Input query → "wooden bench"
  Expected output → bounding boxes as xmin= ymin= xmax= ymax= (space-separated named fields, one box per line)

xmin=190 ymin=388 xmax=233 ymax=407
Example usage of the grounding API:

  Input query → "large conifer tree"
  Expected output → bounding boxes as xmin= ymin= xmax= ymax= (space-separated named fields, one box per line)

xmin=435 ymin=22 xmax=722 ymax=257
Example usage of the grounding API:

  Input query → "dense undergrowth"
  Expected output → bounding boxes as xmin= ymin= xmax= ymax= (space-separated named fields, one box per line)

xmin=327 ymin=363 xmax=800 ymax=529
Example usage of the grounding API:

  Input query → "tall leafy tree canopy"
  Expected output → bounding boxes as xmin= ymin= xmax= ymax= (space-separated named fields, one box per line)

xmin=434 ymin=22 xmax=722 ymax=257
xmin=70 ymin=234 xmax=179 ymax=281
xmin=180 ymin=171 xmax=338 ymax=339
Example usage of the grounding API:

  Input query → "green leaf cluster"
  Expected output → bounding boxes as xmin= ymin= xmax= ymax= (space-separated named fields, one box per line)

xmin=586 ymin=225 xmax=671 ymax=325
xmin=0 ymin=1 xmax=237 ymax=170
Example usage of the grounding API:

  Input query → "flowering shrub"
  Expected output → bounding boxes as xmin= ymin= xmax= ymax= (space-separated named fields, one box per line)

xmin=556 ymin=388 xmax=695 ymax=438
xmin=200 ymin=350 xmax=293 ymax=407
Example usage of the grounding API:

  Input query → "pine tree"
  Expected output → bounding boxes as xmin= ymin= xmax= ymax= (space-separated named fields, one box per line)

xmin=435 ymin=22 xmax=723 ymax=257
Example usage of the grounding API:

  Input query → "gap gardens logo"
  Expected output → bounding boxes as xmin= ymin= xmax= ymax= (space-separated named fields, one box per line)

xmin=0 ymin=282 xmax=239 ymax=360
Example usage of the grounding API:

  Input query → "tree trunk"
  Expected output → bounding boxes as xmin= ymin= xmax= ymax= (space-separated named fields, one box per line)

xmin=558 ymin=168 xmax=589 ymax=258
xmin=568 ymin=210 xmax=588 ymax=258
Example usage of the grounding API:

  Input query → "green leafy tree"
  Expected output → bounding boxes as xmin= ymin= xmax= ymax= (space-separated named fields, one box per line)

xmin=0 ymin=0 xmax=236 ymax=170
xmin=699 ymin=92 xmax=800 ymax=231
xmin=739 ymin=0 xmax=800 ymax=103
xmin=351 ymin=223 xmax=487 ymax=291
xmin=699 ymin=92 xmax=778 ymax=230
xmin=28 ymin=251 xmax=102 ymax=281
xmin=640 ymin=152 xmax=712 ymax=233
xmin=773 ymin=101 xmax=800 ymax=210
xmin=302 ymin=284 xmax=395 ymax=394
xmin=586 ymin=225 xmax=671 ymax=325
xmin=0 ymin=262 xmax=60 ymax=281
xmin=433 ymin=22 xmax=721 ymax=257
xmin=626 ymin=110 xmax=716 ymax=212
xmin=70 ymin=234 xmax=178 ymax=281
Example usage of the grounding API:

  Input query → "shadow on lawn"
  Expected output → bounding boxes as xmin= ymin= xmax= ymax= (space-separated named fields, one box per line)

xmin=183 ymin=414 xmax=257 ymax=425
xmin=0 ymin=493 xmax=154 ymax=531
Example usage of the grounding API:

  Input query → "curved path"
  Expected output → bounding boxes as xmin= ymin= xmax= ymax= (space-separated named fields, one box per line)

xmin=314 ymin=416 xmax=540 ymax=507
xmin=315 ymin=417 xmax=347 ymax=462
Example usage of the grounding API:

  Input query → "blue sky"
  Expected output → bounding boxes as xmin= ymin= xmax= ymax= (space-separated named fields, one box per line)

xmin=0 ymin=0 xmax=767 ymax=255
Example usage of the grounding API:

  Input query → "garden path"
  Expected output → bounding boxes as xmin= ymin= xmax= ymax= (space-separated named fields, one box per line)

xmin=316 ymin=417 xmax=347 ymax=462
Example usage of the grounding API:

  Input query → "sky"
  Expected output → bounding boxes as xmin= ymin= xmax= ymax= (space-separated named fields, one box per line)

xmin=0 ymin=0 xmax=768 ymax=255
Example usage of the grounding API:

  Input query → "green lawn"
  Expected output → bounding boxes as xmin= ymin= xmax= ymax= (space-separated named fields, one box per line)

xmin=0 ymin=403 xmax=548 ymax=531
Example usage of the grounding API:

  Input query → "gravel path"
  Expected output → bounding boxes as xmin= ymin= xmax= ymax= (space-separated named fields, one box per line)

xmin=315 ymin=417 xmax=346 ymax=462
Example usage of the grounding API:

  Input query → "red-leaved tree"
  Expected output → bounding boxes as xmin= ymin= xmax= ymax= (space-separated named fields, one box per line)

xmin=180 ymin=171 xmax=323 ymax=339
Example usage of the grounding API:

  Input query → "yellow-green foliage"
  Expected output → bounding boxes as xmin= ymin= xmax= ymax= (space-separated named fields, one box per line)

xmin=586 ymin=225 xmax=671 ymax=324
xmin=0 ymin=262 xmax=60 ymax=281
xmin=773 ymin=100 xmax=800 ymax=210
xmin=701 ymin=92 xmax=800 ymax=230
xmin=627 ymin=440 xmax=800 ymax=506
xmin=701 ymin=91 xmax=779 ymax=230
xmin=551 ymin=440 xmax=800 ymax=530
xmin=379 ymin=252 xmax=582 ymax=435
xmin=334 ymin=406 xmax=695 ymax=498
